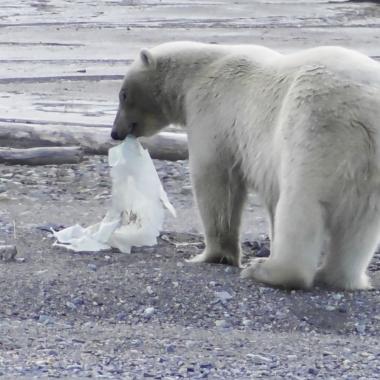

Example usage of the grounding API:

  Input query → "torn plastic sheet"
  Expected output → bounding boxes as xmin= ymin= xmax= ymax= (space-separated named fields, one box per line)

xmin=53 ymin=136 xmax=176 ymax=253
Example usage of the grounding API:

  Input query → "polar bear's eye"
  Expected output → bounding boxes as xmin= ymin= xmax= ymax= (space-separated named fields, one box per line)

xmin=119 ymin=89 xmax=127 ymax=103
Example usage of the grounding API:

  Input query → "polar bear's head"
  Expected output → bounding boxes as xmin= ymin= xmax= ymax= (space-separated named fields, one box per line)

xmin=111 ymin=49 xmax=170 ymax=140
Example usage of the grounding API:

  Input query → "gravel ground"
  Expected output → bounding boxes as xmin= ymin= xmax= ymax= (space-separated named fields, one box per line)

xmin=0 ymin=156 xmax=379 ymax=379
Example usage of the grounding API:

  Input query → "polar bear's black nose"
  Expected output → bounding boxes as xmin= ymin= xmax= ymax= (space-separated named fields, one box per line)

xmin=111 ymin=130 xmax=121 ymax=140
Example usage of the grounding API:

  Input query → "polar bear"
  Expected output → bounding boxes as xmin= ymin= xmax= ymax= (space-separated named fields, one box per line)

xmin=111 ymin=42 xmax=380 ymax=290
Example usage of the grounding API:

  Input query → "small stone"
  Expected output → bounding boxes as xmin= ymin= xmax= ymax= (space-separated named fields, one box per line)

xmin=242 ymin=319 xmax=252 ymax=327
xmin=180 ymin=185 xmax=192 ymax=195
xmin=215 ymin=319 xmax=229 ymax=328
xmin=38 ymin=314 xmax=54 ymax=325
xmin=338 ymin=305 xmax=348 ymax=313
xmin=308 ymin=368 xmax=318 ymax=375
xmin=248 ymin=240 xmax=260 ymax=250
xmin=325 ymin=305 xmax=336 ymax=311
xmin=166 ymin=344 xmax=176 ymax=353
xmin=256 ymin=246 xmax=270 ymax=257
xmin=72 ymin=297 xmax=84 ymax=306
xmin=214 ymin=291 xmax=233 ymax=302
xmin=66 ymin=301 xmax=77 ymax=310
xmin=87 ymin=263 xmax=97 ymax=271
xmin=143 ymin=307 xmax=155 ymax=318
xmin=200 ymin=363 xmax=213 ymax=370
xmin=247 ymin=354 xmax=271 ymax=364
xmin=117 ymin=311 xmax=127 ymax=321
xmin=146 ymin=286 xmax=154 ymax=295
xmin=0 ymin=245 xmax=17 ymax=261
xmin=356 ymin=324 xmax=366 ymax=334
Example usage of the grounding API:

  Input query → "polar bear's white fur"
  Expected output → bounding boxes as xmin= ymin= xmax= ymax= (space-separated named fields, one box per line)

xmin=112 ymin=42 xmax=380 ymax=290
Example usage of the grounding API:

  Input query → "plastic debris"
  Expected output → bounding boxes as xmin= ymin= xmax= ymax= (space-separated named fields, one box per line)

xmin=53 ymin=137 xmax=176 ymax=253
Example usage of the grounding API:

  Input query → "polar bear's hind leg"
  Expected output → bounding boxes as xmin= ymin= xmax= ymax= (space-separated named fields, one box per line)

xmin=242 ymin=193 xmax=325 ymax=289
xmin=315 ymin=200 xmax=380 ymax=290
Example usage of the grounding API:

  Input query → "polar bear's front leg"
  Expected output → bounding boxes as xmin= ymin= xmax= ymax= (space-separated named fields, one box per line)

xmin=242 ymin=194 xmax=325 ymax=288
xmin=187 ymin=154 xmax=246 ymax=267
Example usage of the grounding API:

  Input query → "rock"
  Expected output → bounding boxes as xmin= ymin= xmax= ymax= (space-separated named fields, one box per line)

xmin=0 ymin=245 xmax=17 ymax=261
xmin=356 ymin=323 xmax=366 ymax=334
xmin=36 ymin=223 xmax=66 ymax=232
xmin=166 ymin=344 xmax=176 ymax=353
xmin=72 ymin=297 xmax=84 ymax=306
xmin=38 ymin=314 xmax=54 ymax=325
xmin=200 ymin=363 xmax=213 ymax=370
xmin=338 ymin=305 xmax=348 ymax=313
xmin=66 ymin=301 xmax=77 ymax=310
xmin=146 ymin=286 xmax=154 ymax=295
xmin=256 ymin=246 xmax=270 ymax=258
xmin=308 ymin=367 xmax=318 ymax=375
xmin=247 ymin=354 xmax=271 ymax=364
xmin=117 ymin=311 xmax=127 ymax=321
xmin=143 ymin=307 xmax=155 ymax=318
xmin=87 ymin=263 xmax=97 ymax=271
xmin=214 ymin=291 xmax=233 ymax=303
xmin=215 ymin=319 xmax=229 ymax=328
xmin=180 ymin=185 xmax=192 ymax=195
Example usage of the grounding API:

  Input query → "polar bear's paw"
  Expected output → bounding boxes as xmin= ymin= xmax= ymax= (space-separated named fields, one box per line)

xmin=314 ymin=269 xmax=372 ymax=291
xmin=187 ymin=250 xmax=241 ymax=267
xmin=241 ymin=258 xmax=312 ymax=289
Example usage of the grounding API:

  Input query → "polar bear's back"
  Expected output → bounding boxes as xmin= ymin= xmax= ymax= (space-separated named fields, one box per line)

xmin=280 ymin=46 xmax=380 ymax=86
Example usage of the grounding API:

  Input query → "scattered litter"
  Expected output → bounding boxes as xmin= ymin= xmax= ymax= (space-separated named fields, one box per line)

xmin=52 ymin=137 xmax=176 ymax=253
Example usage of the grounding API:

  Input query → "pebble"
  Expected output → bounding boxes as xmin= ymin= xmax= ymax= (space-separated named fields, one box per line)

xmin=308 ymin=367 xmax=319 ymax=375
xmin=0 ymin=245 xmax=17 ymax=261
xmin=38 ymin=314 xmax=54 ymax=325
xmin=180 ymin=185 xmax=192 ymax=195
xmin=146 ymin=286 xmax=154 ymax=295
xmin=256 ymin=246 xmax=270 ymax=257
xmin=66 ymin=301 xmax=77 ymax=310
xmin=72 ymin=297 xmax=84 ymax=306
xmin=355 ymin=324 xmax=366 ymax=334
xmin=166 ymin=344 xmax=176 ymax=353
xmin=247 ymin=354 xmax=271 ymax=364
xmin=143 ymin=307 xmax=155 ymax=318
xmin=214 ymin=291 xmax=233 ymax=302
xmin=87 ymin=263 xmax=97 ymax=271
xmin=215 ymin=319 xmax=229 ymax=328
xmin=117 ymin=311 xmax=127 ymax=321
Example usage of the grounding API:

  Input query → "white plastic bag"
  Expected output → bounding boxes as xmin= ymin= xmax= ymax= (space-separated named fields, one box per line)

xmin=53 ymin=137 xmax=176 ymax=253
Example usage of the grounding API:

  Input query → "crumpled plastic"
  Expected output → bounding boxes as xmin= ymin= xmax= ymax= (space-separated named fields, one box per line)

xmin=52 ymin=136 xmax=176 ymax=253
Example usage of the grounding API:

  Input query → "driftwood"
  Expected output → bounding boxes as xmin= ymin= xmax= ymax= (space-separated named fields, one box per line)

xmin=0 ymin=122 xmax=188 ymax=161
xmin=0 ymin=146 xmax=84 ymax=165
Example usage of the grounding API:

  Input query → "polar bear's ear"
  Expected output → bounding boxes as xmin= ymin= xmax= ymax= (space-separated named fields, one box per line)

xmin=140 ymin=48 xmax=156 ymax=69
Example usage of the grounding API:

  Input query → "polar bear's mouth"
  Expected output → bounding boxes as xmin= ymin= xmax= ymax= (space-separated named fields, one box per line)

xmin=128 ymin=122 xmax=138 ymax=136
